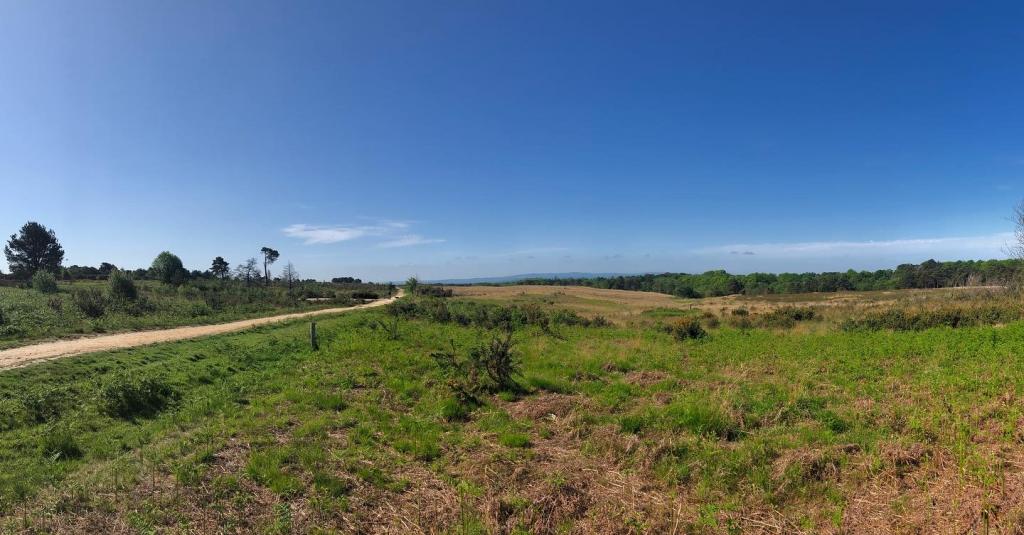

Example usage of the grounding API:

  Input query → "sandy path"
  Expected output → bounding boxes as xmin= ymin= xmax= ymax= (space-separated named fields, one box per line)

xmin=0 ymin=292 xmax=402 ymax=371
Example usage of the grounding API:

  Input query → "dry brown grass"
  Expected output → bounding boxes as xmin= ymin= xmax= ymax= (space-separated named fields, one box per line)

xmin=454 ymin=285 xmax=1011 ymax=330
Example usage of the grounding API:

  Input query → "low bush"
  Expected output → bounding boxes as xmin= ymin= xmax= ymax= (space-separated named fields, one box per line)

xmin=842 ymin=304 xmax=1023 ymax=331
xmin=755 ymin=306 xmax=817 ymax=329
xmin=71 ymin=287 xmax=106 ymax=318
xmin=415 ymin=285 xmax=453 ymax=298
xmin=431 ymin=331 xmax=522 ymax=402
xmin=31 ymin=271 xmax=58 ymax=294
xmin=350 ymin=290 xmax=380 ymax=300
xmin=97 ymin=372 xmax=179 ymax=419
xmin=107 ymin=269 xmax=138 ymax=302
xmin=21 ymin=385 xmax=70 ymax=423
xmin=663 ymin=317 xmax=707 ymax=340
xmin=390 ymin=298 xmax=610 ymax=332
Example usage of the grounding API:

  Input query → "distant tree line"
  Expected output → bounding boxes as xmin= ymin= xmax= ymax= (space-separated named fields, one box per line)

xmin=1 ymin=221 xmax=371 ymax=287
xmin=516 ymin=259 xmax=1024 ymax=298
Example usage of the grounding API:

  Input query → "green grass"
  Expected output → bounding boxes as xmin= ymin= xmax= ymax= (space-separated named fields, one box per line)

xmin=0 ymin=280 xmax=379 ymax=349
xmin=1 ymin=299 xmax=1023 ymax=531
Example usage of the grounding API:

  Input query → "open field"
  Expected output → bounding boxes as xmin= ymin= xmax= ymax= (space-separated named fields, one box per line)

xmin=454 ymin=284 xmax=1017 ymax=330
xmin=2 ymin=289 xmax=1024 ymax=533
xmin=0 ymin=280 xmax=388 ymax=350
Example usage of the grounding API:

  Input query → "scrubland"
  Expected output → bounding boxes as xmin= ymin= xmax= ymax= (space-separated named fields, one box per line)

xmin=0 ymin=286 xmax=1022 ymax=533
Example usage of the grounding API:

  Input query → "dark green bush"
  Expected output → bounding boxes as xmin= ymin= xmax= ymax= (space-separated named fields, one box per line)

xmin=31 ymin=271 xmax=58 ymax=294
xmin=71 ymin=287 xmax=106 ymax=318
xmin=415 ymin=285 xmax=453 ymax=298
xmin=755 ymin=306 xmax=817 ymax=329
xmin=107 ymin=269 xmax=138 ymax=301
xmin=97 ymin=372 xmax=178 ymax=419
xmin=350 ymin=290 xmax=380 ymax=300
xmin=663 ymin=317 xmax=707 ymax=340
xmin=469 ymin=330 xmax=520 ymax=391
xmin=431 ymin=331 xmax=522 ymax=402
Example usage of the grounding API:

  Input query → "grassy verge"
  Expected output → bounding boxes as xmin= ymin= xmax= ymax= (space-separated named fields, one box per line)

xmin=0 ymin=281 xmax=380 ymax=350
xmin=1 ymin=302 xmax=1023 ymax=532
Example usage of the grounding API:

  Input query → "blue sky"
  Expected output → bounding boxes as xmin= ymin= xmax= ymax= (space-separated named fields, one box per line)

xmin=2 ymin=1 xmax=1022 ymax=281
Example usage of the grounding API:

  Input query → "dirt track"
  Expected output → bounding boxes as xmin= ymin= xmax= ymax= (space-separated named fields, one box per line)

xmin=0 ymin=293 xmax=401 ymax=371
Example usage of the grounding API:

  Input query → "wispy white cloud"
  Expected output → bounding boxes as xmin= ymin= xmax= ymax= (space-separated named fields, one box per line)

xmin=282 ymin=224 xmax=385 ymax=244
xmin=377 ymin=235 xmax=446 ymax=248
xmin=696 ymin=232 xmax=1013 ymax=258
xmin=283 ymin=222 xmax=443 ymax=248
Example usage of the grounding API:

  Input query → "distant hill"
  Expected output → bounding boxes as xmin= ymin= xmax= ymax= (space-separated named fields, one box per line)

xmin=426 ymin=272 xmax=632 ymax=285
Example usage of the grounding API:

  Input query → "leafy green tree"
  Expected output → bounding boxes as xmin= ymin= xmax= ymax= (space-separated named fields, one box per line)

xmin=150 ymin=252 xmax=187 ymax=285
xmin=4 ymin=222 xmax=65 ymax=279
xmin=405 ymin=277 xmax=420 ymax=295
xmin=260 ymin=247 xmax=279 ymax=286
xmin=210 ymin=256 xmax=230 ymax=279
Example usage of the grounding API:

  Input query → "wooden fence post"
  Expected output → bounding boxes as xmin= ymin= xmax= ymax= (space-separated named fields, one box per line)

xmin=310 ymin=321 xmax=318 ymax=351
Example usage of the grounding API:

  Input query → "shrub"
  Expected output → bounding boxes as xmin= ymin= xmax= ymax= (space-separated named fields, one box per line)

xmin=97 ymin=372 xmax=178 ymax=419
xmin=31 ymin=270 xmax=58 ymax=294
xmin=469 ymin=330 xmax=520 ymax=392
xmin=350 ymin=290 xmax=379 ymax=300
xmin=755 ymin=306 xmax=817 ymax=329
xmin=431 ymin=331 xmax=522 ymax=401
xmin=392 ymin=298 xmax=610 ymax=333
xmin=841 ymin=304 xmax=1022 ymax=331
xmin=107 ymin=269 xmax=138 ymax=301
xmin=416 ymin=285 xmax=453 ymax=298
xmin=46 ymin=296 xmax=63 ymax=314
xmin=71 ymin=287 xmax=106 ymax=318
xmin=663 ymin=317 xmax=707 ymax=340
xmin=21 ymin=385 xmax=70 ymax=423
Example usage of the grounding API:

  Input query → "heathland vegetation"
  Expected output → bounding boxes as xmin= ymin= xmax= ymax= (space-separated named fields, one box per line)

xmin=0 ymin=222 xmax=390 ymax=349
xmin=515 ymin=258 xmax=1023 ymax=297
xmin=3 ymin=281 xmax=1024 ymax=532
xmin=2 ymin=204 xmax=1024 ymax=532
